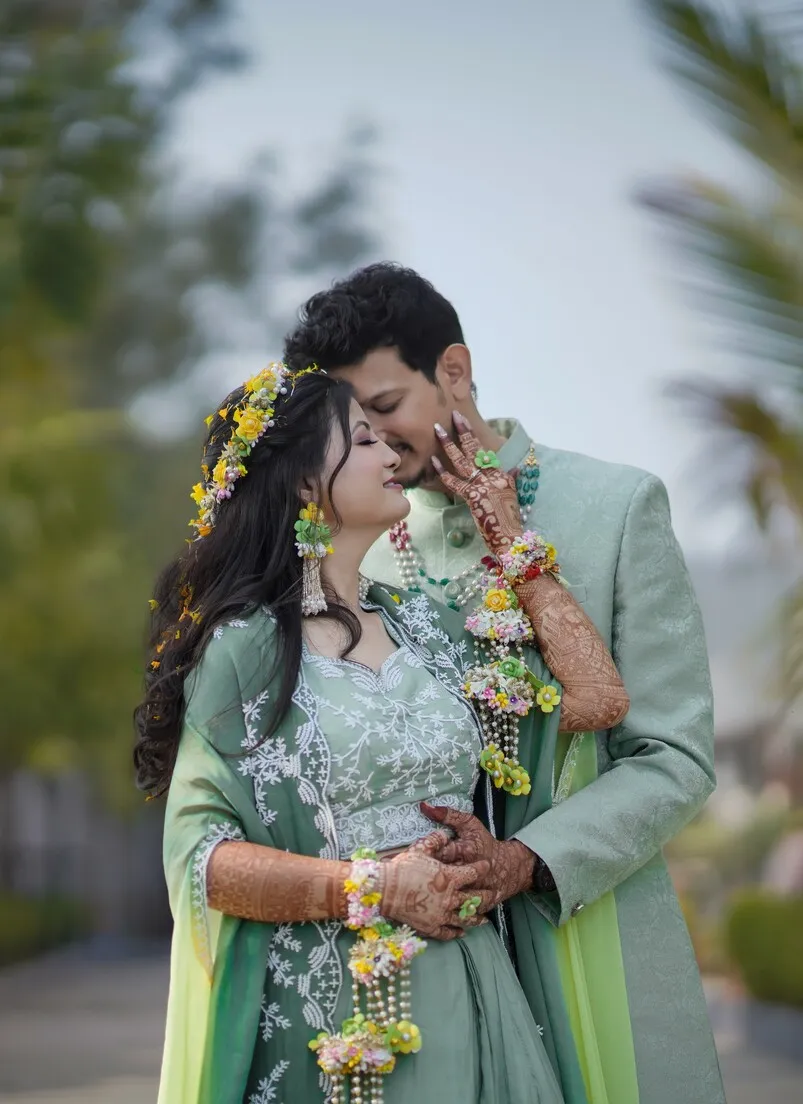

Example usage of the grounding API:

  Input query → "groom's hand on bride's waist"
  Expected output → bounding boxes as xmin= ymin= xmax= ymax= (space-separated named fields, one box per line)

xmin=419 ymin=803 xmax=556 ymax=908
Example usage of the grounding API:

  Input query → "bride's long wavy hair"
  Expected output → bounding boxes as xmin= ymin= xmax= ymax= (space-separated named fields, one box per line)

xmin=133 ymin=372 xmax=361 ymax=798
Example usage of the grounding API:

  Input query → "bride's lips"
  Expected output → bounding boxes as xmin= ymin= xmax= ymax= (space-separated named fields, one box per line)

xmin=383 ymin=480 xmax=403 ymax=491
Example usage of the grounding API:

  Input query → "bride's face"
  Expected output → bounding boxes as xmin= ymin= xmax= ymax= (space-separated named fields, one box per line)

xmin=317 ymin=401 xmax=410 ymax=536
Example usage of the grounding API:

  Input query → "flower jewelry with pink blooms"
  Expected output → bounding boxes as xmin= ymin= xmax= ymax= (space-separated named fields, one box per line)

xmin=463 ymin=557 xmax=562 ymax=796
xmin=309 ymin=847 xmax=426 ymax=1103
xmin=344 ymin=848 xmax=383 ymax=930
xmin=498 ymin=530 xmax=563 ymax=587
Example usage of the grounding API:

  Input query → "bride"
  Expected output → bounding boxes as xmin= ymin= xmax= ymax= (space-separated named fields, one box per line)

xmin=134 ymin=364 xmax=628 ymax=1104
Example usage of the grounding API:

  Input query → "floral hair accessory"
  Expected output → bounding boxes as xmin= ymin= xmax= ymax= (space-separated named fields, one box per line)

xmin=189 ymin=361 xmax=323 ymax=539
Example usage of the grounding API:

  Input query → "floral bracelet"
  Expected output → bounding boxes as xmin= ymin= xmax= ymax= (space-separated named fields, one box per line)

xmin=310 ymin=846 xmax=427 ymax=1103
xmin=498 ymin=530 xmax=561 ymax=586
xmin=344 ymin=846 xmax=384 ymax=930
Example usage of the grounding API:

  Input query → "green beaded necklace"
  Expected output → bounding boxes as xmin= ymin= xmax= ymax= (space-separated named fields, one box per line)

xmin=388 ymin=445 xmax=541 ymax=610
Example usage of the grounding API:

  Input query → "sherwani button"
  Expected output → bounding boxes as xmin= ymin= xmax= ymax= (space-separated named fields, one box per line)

xmin=570 ymin=903 xmax=585 ymax=917
xmin=447 ymin=529 xmax=468 ymax=547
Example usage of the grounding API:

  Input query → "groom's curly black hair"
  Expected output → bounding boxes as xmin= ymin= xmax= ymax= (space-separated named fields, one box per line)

xmin=283 ymin=262 xmax=465 ymax=381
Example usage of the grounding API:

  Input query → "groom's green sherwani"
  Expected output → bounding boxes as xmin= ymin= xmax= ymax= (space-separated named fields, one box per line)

xmin=362 ymin=419 xmax=725 ymax=1104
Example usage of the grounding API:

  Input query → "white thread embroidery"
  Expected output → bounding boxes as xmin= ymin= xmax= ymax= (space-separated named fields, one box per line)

xmin=239 ymin=662 xmax=343 ymax=1084
xmin=248 ymin=1059 xmax=290 ymax=1104
xmin=213 ymin=617 xmax=251 ymax=639
xmin=260 ymin=1000 xmax=292 ymax=1042
xmin=305 ymin=647 xmax=479 ymax=856
xmin=191 ymin=820 xmax=245 ymax=977
xmin=553 ymin=731 xmax=586 ymax=805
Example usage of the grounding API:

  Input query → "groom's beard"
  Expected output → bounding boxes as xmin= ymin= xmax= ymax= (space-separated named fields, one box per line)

xmin=400 ymin=463 xmax=432 ymax=491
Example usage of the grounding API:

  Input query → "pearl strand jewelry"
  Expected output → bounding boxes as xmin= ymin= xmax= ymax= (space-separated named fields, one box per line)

xmin=388 ymin=445 xmax=540 ymax=610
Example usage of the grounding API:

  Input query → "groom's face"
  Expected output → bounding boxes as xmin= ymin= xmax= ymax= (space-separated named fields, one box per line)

xmin=333 ymin=347 xmax=451 ymax=491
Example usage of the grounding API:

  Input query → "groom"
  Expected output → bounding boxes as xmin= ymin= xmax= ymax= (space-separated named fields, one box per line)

xmin=284 ymin=262 xmax=725 ymax=1103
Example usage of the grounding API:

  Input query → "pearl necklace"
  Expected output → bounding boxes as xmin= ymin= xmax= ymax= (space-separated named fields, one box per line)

xmin=388 ymin=445 xmax=541 ymax=610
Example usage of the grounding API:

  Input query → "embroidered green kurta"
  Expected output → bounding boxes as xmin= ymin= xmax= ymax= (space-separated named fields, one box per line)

xmin=158 ymin=594 xmax=575 ymax=1104
xmin=362 ymin=422 xmax=726 ymax=1104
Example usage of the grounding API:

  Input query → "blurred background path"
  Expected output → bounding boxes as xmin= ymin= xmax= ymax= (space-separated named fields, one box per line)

xmin=0 ymin=944 xmax=800 ymax=1104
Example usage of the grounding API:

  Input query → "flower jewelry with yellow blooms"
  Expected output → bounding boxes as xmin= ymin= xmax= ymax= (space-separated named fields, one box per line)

xmin=536 ymin=685 xmax=561 ymax=713
xmin=498 ymin=530 xmax=564 ymax=587
xmin=310 ymin=848 xmax=426 ymax=1103
xmin=463 ymin=553 xmax=564 ymax=796
xmin=294 ymin=501 xmax=334 ymax=615
xmin=189 ymin=361 xmax=324 ymax=539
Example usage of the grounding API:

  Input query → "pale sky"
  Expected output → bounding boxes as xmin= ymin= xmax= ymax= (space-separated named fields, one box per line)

xmin=173 ymin=0 xmax=764 ymax=555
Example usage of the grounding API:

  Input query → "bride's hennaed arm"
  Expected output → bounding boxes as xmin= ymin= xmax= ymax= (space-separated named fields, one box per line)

xmin=206 ymin=837 xmax=491 ymax=938
xmin=207 ymin=842 xmax=350 ymax=923
xmin=512 ymin=574 xmax=630 ymax=733
xmin=432 ymin=415 xmax=629 ymax=734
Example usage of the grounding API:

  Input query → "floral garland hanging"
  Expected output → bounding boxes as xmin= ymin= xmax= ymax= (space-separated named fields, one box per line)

xmin=463 ymin=532 xmax=564 ymax=797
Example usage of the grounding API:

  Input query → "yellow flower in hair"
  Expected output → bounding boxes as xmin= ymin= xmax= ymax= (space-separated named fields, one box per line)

xmin=212 ymin=456 xmax=229 ymax=487
xmin=190 ymin=482 xmax=206 ymax=505
xmin=361 ymin=927 xmax=380 ymax=941
xmin=245 ymin=366 xmax=278 ymax=394
xmin=545 ymin=543 xmax=557 ymax=562
xmin=233 ymin=406 xmax=264 ymax=442
xmin=485 ymin=588 xmax=510 ymax=612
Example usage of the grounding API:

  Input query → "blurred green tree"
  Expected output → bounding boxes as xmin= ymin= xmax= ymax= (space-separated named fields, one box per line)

xmin=638 ymin=0 xmax=803 ymax=707
xmin=0 ymin=0 xmax=380 ymax=806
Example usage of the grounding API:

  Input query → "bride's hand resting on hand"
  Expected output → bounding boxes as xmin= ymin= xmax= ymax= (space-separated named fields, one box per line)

xmin=380 ymin=833 xmax=492 ymax=941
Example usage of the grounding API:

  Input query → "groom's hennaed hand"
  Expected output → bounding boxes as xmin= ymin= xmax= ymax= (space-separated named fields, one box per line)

xmin=420 ymin=803 xmax=553 ymax=908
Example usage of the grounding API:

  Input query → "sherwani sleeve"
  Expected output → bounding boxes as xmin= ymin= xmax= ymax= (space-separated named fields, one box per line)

xmin=513 ymin=474 xmax=716 ymax=927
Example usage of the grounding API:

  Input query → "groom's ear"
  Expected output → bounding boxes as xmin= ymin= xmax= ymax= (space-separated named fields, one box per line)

xmin=437 ymin=343 xmax=473 ymax=403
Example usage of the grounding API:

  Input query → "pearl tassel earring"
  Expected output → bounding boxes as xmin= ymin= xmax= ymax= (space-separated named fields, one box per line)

xmin=294 ymin=503 xmax=333 ymax=617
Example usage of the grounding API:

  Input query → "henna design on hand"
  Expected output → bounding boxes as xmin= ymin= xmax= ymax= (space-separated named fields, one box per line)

xmin=433 ymin=415 xmax=521 ymax=556
xmin=515 ymin=574 xmax=630 ymax=732
xmin=433 ymin=413 xmax=629 ymax=734
xmin=420 ymin=804 xmax=538 ymax=912
xmin=207 ymin=842 xmax=350 ymax=923
xmin=381 ymin=850 xmax=491 ymax=941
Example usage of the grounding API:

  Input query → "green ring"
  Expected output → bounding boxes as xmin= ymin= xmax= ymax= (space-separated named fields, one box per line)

xmin=459 ymin=895 xmax=482 ymax=920
xmin=474 ymin=449 xmax=500 ymax=470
